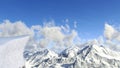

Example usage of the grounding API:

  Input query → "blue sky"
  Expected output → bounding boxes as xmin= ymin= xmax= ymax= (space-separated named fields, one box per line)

xmin=0 ymin=0 xmax=120 ymax=39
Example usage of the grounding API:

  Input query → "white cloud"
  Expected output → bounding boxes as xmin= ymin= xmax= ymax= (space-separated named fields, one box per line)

xmin=104 ymin=23 xmax=120 ymax=51
xmin=61 ymin=24 xmax=70 ymax=33
xmin=38 ymin=22 xmax=79 ymax=48
xmin=0 ymin=20 xmax=34 ymax=37
xmin=0 ymin=20 xmax=35 ymax=51
xmin=104 ymin=23 xmax=120 ymax=41
xmin=64 ymin=30 xmax=78 ymax=46
xmin=0 ymin=20 xmax=80 ymax=50
xmin=31 ymin=25 xmax=41 ymax=31
xmin=104 ymin=23 xmax=116 ymax=40
xmin=39 ymin=39 xmax=49 ymax=48
xmin=41 ymin=26 xmax=65 ymax=43
xmin=1 ymin=19 xmax=120 ymax=52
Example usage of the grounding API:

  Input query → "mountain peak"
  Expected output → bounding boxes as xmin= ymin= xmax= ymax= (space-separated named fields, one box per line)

xmin=24 ymin=44 xmax=120 ymax=68
xmin=60 ymin=46 xmax=80 ymax=58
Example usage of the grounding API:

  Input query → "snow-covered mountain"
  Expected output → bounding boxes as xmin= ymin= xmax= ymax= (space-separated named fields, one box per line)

xmin=24 ymin=45 xmax=120 ymax=68
xmin=1 ymin=36 xmax=120 ymax=68
xmin=0 ymin=35 xmax=30 ymax=68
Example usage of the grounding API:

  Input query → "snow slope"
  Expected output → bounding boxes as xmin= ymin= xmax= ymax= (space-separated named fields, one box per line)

xmin=0 ymin=35 xmax=30 ymax=68
xmin=24 ymin=45 xmax=120 ymax=68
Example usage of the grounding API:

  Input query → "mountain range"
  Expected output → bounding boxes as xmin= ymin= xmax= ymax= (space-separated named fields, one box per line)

xmin=24 ymin=44 xmax=120 ymax=68
xmin=0 ymin=36 xmax=120 ymax=68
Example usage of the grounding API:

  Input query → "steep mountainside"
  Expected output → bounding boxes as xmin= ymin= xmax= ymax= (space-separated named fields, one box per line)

xmin=24 ymin=45 xmax=120 ymax=68
xmin=0 ymin=36 xmax=30 ymax=68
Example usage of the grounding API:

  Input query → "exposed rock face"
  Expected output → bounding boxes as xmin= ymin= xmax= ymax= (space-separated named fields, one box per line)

xmin=24 ymin=45 xmax=120 ymax=68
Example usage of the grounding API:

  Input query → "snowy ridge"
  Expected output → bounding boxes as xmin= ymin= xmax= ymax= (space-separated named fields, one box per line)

xmin=0 ymin=35 xmax=30 ymax=68
xmin=24 ymin=44 xmax=120 ymax=68
xmin=24 ymin=49 xmax=58 ymax=68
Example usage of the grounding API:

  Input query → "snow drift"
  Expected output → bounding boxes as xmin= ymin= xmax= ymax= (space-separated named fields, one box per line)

xmin=0 ymin=35 xmax=30 ymax=68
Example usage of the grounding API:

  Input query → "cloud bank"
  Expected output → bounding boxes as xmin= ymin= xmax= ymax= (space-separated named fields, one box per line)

xmin=34 ymin=21 xmax=79 ymax=49
xmin=0 ymin=20 xmax=79 ymax=50
xmin=0 ymin=20 xmax=120 ymax=51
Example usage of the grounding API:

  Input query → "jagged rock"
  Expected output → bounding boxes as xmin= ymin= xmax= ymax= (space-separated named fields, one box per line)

xmin=24 ymin=45 xmax=120 ymax=68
